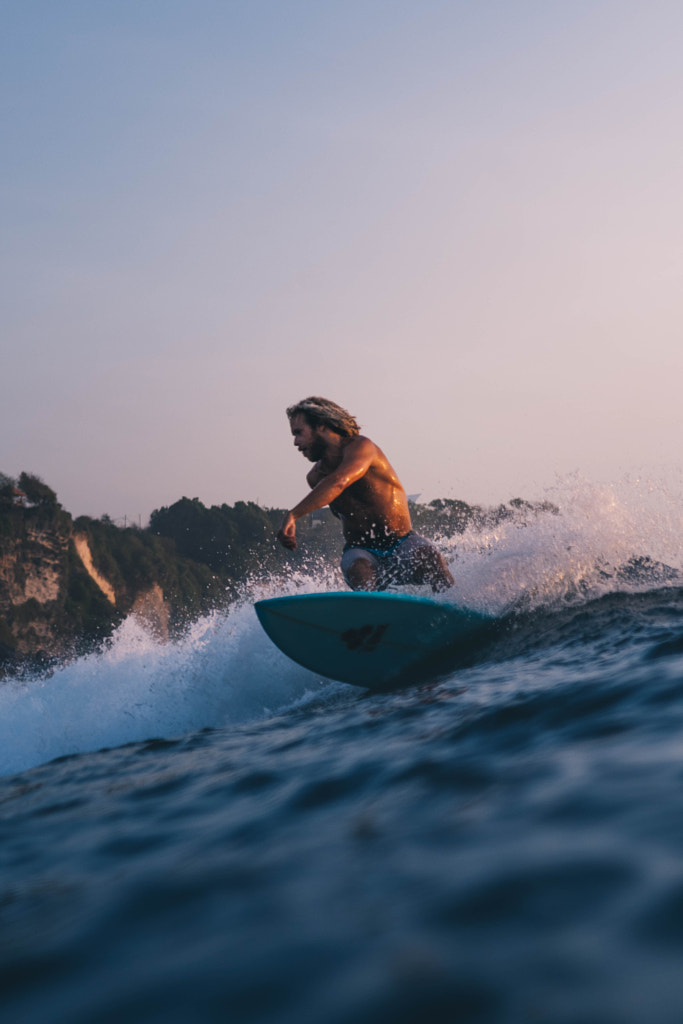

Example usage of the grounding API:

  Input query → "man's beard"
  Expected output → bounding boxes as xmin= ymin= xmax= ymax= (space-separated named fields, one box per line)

xmin=307 ymin=437 xmax=327 ymax=461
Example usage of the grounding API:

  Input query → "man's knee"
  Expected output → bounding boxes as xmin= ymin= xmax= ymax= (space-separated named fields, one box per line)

xmin=344 ymin=555 xmax=379 ymax=591
xmin=404 ymin=542 xmax=454 ymax=590
xmin=420 ymin=549 xmax=454 ymax=590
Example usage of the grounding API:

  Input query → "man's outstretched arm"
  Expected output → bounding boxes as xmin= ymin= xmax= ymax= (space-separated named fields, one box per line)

xmin=277 ymin=439 xmax=374 ymax=550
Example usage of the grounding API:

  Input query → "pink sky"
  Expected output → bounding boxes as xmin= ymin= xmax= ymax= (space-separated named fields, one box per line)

xmin=2 ymin=1 xmax=681 ymax=521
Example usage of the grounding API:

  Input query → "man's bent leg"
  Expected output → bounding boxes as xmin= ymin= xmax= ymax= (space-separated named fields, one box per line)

xmin=341 ymin=549 xmax=381 ymax=591
xmin=409 ymin=545 xmax=454 ymax=591
xmin=391 ymin=534 xmax=454 ymax=592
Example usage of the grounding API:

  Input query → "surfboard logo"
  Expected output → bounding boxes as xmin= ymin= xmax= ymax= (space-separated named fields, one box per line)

xmin=340 ymin=623 xmax=389 ymax=653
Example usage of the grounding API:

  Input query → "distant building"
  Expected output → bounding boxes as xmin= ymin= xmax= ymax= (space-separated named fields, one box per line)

xmin=12 ymin=487 xmax=27 ymax=507
xmin=407 ymin=493 xmax=421 ymax=503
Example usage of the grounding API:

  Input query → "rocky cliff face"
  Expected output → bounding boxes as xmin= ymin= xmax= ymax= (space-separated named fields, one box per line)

xmin=0 ymin=521 xmax=67 ymax=609
xmin=0 ymin=499 xmax=211 ymax=676
xmin=0 ymin=508 xmax=119 ymax=671
xmin=0 ymin=510 xmax=178 ymax=675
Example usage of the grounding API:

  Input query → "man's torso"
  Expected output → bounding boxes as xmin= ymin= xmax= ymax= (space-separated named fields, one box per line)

xmin=309 ymin=436 xmax=412 ymax=547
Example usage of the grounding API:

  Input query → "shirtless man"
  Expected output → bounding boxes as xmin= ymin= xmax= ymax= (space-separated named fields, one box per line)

xmin=277 ymin=397 xmax=454 ymax=592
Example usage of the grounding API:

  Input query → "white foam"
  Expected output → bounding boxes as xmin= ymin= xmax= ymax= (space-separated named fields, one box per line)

xmin=441 ymin=473 xmax=683 ymax=615
xmin=0 ymin=591 xmax=341 ymax=779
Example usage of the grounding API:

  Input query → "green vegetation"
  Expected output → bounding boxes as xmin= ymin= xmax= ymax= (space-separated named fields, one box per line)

xmin=0 ymin=472 xmax=71 ymax=537
xmin=18 ymin=472 xmax=59 ymax=507
xmin=0 ymin=473 xmax=15 ymax=505
xmin=148 ymin=497 xmax=341 ymax=584
xmin=75 ymin=514 xmax=222 ymax=625
xmin=149 ymin=497 xmax=279 ymax=577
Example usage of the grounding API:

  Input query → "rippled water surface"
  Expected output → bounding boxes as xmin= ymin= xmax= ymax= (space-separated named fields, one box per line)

xmin=1 ymin=479 xmax=682 ymax=1023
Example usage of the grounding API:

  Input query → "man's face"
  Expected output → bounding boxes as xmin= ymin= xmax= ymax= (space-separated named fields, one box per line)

xmin=290 ymin=414 xmax=326 ymax=462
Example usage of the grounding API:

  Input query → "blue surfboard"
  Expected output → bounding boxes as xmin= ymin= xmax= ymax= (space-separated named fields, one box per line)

xmin=255 ymin=591 xmax=495 ymax=689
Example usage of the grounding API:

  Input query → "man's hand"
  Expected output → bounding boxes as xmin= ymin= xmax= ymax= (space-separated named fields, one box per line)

xmin=277 ymin=511 xmax=298 ymax=551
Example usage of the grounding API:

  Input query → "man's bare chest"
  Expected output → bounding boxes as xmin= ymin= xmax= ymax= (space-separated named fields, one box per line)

xmin=328 ymin=475 xmax=380 ymax=516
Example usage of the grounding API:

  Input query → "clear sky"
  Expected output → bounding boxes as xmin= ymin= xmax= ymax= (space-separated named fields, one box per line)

xmin=2 ymin=0 xmax=681 ymax=522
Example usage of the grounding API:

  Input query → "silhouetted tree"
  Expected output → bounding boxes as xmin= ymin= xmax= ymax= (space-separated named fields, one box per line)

xmin=0 ymin=473 xmax=15 ymax=506
xmin=18 ymin=472 xmax=58 ymax=507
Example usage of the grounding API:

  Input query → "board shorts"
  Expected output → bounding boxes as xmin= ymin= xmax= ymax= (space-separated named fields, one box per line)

xmin=340 ymin=531 xmax=441 ymax=588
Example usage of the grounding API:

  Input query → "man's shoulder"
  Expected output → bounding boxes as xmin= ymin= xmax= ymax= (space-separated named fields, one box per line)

xmin=344 ymin=434 xmax=377 ymax=455
xmin=335 ymin=435 xmax=380 ymax=471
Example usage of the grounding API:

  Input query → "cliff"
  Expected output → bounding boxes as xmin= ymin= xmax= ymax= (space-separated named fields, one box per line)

xmin=0 ymin=480 xmax=223 ymax=675
xmin=0 ymin=503 xmax=119 ymax=670
xmin=1 ymin=475 xmax=325 ymax=675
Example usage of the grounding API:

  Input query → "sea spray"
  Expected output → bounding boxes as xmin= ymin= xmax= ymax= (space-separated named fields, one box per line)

xmin=0 ymin=593 xmax=340 ymax=778
xmin=442 ymin=474 xmax=683 ymax=615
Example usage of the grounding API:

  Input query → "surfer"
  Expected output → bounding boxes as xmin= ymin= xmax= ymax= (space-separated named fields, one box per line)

xmin=277 ymin=397 xmax=454 ymax=592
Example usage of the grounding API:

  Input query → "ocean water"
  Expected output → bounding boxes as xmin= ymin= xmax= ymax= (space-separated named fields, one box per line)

xmin=1 ymin=477 xmax=682 ymax=1024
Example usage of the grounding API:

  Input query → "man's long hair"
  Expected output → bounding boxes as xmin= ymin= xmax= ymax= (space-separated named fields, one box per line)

xmin=286 ymin=397 xmax=360 ymax=438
